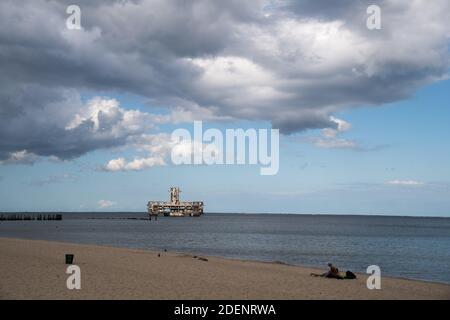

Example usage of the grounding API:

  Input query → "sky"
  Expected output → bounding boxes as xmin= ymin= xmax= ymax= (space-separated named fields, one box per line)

xmin=0 ymin=0 xmax=449 ymax=216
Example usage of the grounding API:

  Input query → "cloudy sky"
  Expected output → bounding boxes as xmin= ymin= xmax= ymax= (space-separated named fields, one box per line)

xmin=0 ymin=0 xmax=449 ymax=215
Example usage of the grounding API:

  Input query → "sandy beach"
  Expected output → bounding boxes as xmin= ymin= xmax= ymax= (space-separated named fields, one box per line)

xmin=0 ymin=237 xmax=448 ymax=300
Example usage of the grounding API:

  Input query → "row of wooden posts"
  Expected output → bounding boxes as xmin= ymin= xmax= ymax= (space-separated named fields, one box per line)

xmin=0 ymin=214 xmax=63 ymax=221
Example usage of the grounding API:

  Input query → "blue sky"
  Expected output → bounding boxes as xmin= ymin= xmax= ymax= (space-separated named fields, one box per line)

xmin=0 ymin=1 xmax=449 ymax=216
xmin=1 ymin=79 xmax=449 ymax=216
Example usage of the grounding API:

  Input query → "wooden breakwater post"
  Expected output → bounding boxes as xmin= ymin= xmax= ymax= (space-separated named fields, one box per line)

xmin=0 ymin=213 xmax=63 ymax=221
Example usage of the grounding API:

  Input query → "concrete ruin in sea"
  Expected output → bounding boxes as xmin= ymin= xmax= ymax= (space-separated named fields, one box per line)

xmin=147 ymin=187 xmax=204 ymax=219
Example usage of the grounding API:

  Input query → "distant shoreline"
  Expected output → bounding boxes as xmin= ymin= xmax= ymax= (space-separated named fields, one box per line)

xmin=1 ymin=237 xmax=449 ymax=299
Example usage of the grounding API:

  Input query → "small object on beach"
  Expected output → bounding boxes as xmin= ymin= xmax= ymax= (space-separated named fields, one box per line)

xmin=193 ymin=255 xmax=197 ymax=259
xmin=309 ymin=263 xmax=357 ymax=280
xmin=65 ymin=254 xmax=74 ymax=264
xmin=197 ymin=257 xmax=208 ymax=262
xmin=164 ymin=249 xmax=167 ymax=252
xmin=158 ymin=253 xmax=160 ymax=257
xmin=310 ymin=263 xmax=344 ymax=279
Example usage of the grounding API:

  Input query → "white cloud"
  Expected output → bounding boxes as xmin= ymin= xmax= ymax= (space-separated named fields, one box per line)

xmin=105 ymin=156 xmax=166 ymax=172
xmin=65 ymin=97 xmax=158 ymax=135
xmin=312 ymin=116 xmax=358 ymax=149
xmin=103 ymin=133 xmax=174 ymax=172
xmin=387 ymin=180 xmax=425 ymax=186
xmin=98 ymin=199 xmax=117 ymax=208
xmin=102 ymin=132 xmax=220 ymax=172
xmin=314 ymin=138 xmax=358 ymax=149
xmin=0 ymin=150 xmax=38 ymax=165
xmin=0 ymin=89 xmax=174 ymax=162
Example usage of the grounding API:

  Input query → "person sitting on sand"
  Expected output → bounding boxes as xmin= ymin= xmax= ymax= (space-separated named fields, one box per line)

xmin=311 ymin=263 xmax=344 ymax=279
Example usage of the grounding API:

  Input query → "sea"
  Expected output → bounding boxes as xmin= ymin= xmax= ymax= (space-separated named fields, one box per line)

xmin=0 ymin=212 xmax=449 ymax=284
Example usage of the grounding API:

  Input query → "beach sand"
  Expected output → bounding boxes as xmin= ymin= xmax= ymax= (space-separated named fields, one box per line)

xmin=0 ymin=237 xmax=449 ymax=300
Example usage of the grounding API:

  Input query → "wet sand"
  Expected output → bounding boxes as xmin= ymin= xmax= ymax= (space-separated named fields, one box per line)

xmin=0 ymin=237 xmax=449 ymax=299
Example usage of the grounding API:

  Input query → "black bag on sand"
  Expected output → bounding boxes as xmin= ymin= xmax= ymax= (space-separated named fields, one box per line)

xmin=345 ymin=270 xmax=357 ymax=279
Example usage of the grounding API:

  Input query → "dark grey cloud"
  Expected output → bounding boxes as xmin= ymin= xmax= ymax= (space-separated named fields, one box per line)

xmin=0 ymin=0 xmax=448 ymax=161
xmin=0 ymin=85 xmax=156 ymax=161
xmin=273 ymin=0 xmax=377 ymax=20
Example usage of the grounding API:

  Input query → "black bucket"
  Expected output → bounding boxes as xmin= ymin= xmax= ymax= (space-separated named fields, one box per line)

xmin=65 ymin=254 xmax=74 ymax=264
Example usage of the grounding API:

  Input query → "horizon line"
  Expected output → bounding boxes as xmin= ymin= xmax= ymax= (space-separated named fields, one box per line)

xmin=0 ymin=211 xmax=449 ymax=218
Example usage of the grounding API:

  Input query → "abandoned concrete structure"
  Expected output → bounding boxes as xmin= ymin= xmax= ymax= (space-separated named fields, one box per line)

xmin=147 ymin=187 xmax=204 ymax=218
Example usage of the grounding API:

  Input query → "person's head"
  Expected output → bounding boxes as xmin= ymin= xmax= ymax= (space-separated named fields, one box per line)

xmin=328 ymin=263 xmax=332 ymax=267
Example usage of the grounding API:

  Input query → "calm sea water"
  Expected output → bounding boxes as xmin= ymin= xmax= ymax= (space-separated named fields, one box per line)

xmin=1 ymin=213 xmax=449 ymax=284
